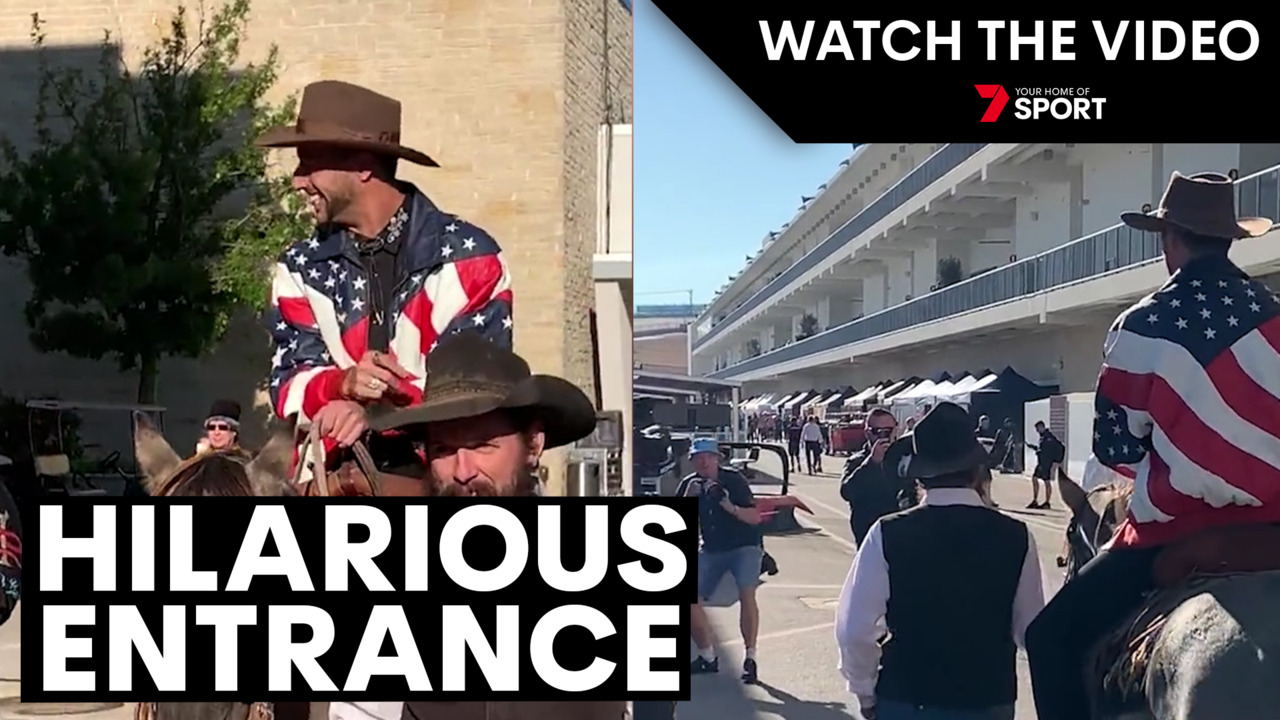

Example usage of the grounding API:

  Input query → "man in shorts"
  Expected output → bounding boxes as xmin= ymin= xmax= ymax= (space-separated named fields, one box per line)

xmin=677 ymin=438 xmax=765 ymax=683
xmin=1026 ymin=420 xmax=1063 ymax=509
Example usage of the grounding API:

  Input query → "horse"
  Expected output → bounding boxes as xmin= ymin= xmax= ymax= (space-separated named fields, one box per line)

xmin=1054 ymin=468 xmax=1280 ymax=720
xmin=132 ymin=414 xmax=310 ymax=720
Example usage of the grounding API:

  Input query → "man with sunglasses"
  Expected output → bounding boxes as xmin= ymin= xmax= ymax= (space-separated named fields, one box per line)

xmin=841 ymin=408 xmax=912 ymax=547
xmin=196 ymin=399 xmax=247 ymax=456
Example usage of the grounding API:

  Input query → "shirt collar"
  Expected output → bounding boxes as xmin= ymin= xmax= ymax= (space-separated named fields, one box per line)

xmin=1169 ymin=253 xmax=1246 ymax=285
xmin=922 ymin=487 xmax=984 ymax=507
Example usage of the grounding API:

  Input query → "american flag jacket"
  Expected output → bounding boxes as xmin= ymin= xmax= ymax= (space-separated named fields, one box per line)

xmin=265 ymin=184 xmax=513 ymax=429
xmin=1094 ymin=253 xmax=1280 ymax=549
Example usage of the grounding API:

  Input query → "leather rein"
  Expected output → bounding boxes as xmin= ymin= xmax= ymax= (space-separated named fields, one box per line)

xmin=293 ymin=426 xmax=383 ymax=497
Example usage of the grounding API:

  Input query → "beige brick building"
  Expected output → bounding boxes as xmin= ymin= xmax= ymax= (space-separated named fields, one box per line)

xmin=0 ymin=0 xmax=632 ymax=490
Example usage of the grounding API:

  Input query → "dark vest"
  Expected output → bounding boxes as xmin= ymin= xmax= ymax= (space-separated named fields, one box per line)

xmin=876 ymin=503 xmax=1028 ymax=710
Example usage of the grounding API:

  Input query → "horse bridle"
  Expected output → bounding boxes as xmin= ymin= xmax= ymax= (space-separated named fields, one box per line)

xmin=293 ymin=426 xmax=383 ymax=496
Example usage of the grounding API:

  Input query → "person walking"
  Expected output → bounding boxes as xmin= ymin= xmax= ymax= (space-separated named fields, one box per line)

xmin=836 ymin=402 xmax=1045 ymax=720
xmin=785 ymin=417 xmax=802 ymax=471
xmin=1025 ymin=421 xmax=1062 ymax=509
xmin=801 ymin=415 xmax=825 ymax=474
xmin=678 ymin=438 xmax=765 ymax=684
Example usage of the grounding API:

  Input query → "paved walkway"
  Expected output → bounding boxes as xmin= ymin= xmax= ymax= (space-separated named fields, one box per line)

xmin=677 ymin=450 xmax=1069 ymax=719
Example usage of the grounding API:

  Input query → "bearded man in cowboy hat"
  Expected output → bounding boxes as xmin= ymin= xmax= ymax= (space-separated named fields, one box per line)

xmin=836 ymin=402 xmax=1044 ymax=720
xmin=258 ymin=81 xmax=513 ymax=473
xmin=322 ymin=332 xmax=624 ymax=720
xmin=1026 ymin=171 xmax=1280 ymax=720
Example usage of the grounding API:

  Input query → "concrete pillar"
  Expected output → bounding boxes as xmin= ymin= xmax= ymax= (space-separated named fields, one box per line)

xmin=911 ymin=239 xmax=938 ymax=298
xmin=886 ymin=256 xmax=912 ymax=306
xmin=864 ymin=271 xmax=888 ymax=314
xmin=816 ymin=297 xmax=832 ymax=329
xmin=828 ymin=296 xmax=858 ymax=326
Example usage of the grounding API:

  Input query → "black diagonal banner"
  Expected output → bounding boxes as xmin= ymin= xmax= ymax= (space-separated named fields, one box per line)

xmin=648 ymin=4 xmax=1274 ymax=142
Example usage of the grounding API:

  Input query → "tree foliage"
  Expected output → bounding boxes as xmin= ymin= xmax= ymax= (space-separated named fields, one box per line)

xmin=936 ymin=256 xmax=964 ymax=288
xmin=796 ymin=313 xmax=820 ymax=341
xmin=0 ymin=0 xmax=308 ymax=402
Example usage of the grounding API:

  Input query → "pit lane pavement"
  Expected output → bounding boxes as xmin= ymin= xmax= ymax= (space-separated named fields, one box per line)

xmin=681 ymin=449 xmax=1068 ymax=720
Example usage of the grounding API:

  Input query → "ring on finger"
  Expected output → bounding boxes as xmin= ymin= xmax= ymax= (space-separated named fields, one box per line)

xmin=367 ymin=378 xmax=383 ymax=391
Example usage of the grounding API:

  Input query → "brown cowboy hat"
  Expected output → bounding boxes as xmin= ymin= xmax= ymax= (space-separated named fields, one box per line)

xmin=255 ymin=80 xmax=439 ymax=167
xmin=1120 ymin=171 xmax=1272 ymax=240
xmin=369 ymin=333 xmax=598 ymax=449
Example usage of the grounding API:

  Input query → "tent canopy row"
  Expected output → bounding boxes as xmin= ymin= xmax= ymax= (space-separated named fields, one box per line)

xmin=739 ymin=367 xmax=1054 ymax=415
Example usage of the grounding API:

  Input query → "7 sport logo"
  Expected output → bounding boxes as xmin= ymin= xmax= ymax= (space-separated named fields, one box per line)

xmin=975 ymin=85 xmax=1107 ymax=121
xmin=974 ymin=85 xmax=1009 ymax=122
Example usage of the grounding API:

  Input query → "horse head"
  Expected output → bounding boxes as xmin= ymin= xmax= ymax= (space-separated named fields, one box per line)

xmin=134 ymin=413 xmax=296 ymax=497
xmin=1057 ymin=466 xmax=1132 ymax=568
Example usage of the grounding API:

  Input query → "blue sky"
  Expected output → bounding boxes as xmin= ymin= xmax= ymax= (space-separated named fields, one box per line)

xmin=633 ymin=0 xmax=850 ymax=306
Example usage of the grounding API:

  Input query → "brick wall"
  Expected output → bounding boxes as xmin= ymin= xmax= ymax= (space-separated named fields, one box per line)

xmin=0 ymin=0 xmax=632 ymax=469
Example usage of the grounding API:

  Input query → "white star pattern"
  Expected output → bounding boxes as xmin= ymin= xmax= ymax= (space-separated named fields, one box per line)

xmin=267 ymin=203 xmax=513 ymax=420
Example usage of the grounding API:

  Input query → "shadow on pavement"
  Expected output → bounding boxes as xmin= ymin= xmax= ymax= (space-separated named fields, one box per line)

xmin=754 ymin=681 xmax=863 ymax=720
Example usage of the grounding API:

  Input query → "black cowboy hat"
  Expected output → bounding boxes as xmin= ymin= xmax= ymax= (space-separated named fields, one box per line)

xmin=255 ymin=81 xmax=439 ymax=167
xmin=1120 ymin=171 xmax=1272 ymax=240
xmin=888 ymin=402 xmax=989 ymax=480
xmin=369 ymin=332 xmax=598 ymax=449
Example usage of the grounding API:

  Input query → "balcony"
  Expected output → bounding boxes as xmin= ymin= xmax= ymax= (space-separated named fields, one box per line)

xmin=707 ymin=164 xmax=1280 ymax=380
xmin=695 ymin=142 xmax=991 ymax=350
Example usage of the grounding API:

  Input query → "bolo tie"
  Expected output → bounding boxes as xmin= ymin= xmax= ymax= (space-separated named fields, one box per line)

xmin=357 ymin=236 xmax=396 ymax=352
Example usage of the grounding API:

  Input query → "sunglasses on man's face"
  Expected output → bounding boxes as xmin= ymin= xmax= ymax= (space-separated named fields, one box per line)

xmin=206 ymin=423 xmax=233 ymax=432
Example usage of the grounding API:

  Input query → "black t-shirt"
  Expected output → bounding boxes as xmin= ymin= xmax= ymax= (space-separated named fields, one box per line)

xmin=676 ymin=469 xmax=761 ymax=552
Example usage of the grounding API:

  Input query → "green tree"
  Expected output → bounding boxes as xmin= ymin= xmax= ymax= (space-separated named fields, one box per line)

xmin=936 ymin=256 xmax=964 ymax=288
xmin=796 ymin=313 xmax=820 ymax=341
xmin=0 ymin=0 xmax=308 ymax=403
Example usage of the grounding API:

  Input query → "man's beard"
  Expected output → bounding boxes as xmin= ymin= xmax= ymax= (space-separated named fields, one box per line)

xmin=433 ymin=467 xmax=542 ymax=497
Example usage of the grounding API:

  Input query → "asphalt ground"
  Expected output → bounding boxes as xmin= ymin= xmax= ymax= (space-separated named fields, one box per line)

xmin=678 ymin=448 xmax=1069 ymax=720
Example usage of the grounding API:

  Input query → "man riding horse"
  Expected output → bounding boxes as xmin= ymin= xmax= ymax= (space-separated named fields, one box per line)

xmin=1026 ymin=172 xmax=1280 ymax=720
xmin=256 ymin=80 xmax=513 ymax=480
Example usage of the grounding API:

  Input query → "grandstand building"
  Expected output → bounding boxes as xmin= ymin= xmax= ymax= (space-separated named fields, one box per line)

xmin=691 ymin=143 xmax=1280 ymax=399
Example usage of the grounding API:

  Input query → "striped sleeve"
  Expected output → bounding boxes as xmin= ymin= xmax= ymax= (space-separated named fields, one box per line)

xmin=266 ymin=259 xmax=345 ymax=424
xmin=0 ymin=482 xmax=20 ymax=625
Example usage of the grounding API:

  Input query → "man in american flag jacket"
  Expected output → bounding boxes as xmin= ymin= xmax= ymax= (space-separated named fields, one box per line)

xmin=257 ymin=81 xmax=512 ymax=463
xmin=1025 ymin=172 xmax=1280 ymax=720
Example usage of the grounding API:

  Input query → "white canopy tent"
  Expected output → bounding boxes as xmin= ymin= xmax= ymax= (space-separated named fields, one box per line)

xmin=875 ymin=380 xmax=913 ymax=404
xmin=819 ymin=392 xmax=846 ymax=407
xmin=944 ymin=374 xmax=980 ymax=396
xmin=770 ymin=392 xmax=798 ymax=409
xmin=782 ymin=391 xmax=816 ymax=410
xmin=939 ymin=373 xmax=999 ymax=404
xmin=893 ymin=379 xmax=936 ymax=402
xmin=846 ymin=384 xmax=883 ymax=405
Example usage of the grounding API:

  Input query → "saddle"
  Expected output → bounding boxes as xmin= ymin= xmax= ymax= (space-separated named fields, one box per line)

xmin=1088 ymin=523 xmax=1280 ymax=711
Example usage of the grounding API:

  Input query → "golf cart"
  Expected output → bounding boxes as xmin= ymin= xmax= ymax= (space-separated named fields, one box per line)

xmin=26 ymin=400 xmax=166 ymax=497
xmin=718 ymin=441 xmax=812 ymax=534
